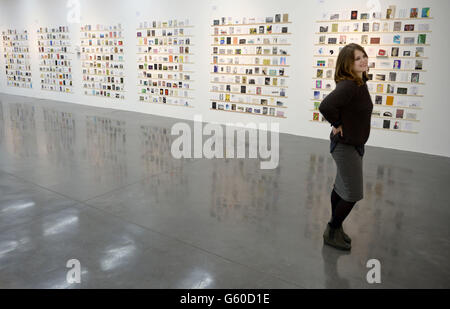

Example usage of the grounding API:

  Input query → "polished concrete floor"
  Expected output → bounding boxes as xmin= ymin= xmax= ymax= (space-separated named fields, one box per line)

xmin=0 ymin=92 xmax=449 ymax=289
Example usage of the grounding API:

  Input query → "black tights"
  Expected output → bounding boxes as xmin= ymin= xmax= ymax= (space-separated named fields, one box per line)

xmin=329 ymin=189 xmax=356 ymax=228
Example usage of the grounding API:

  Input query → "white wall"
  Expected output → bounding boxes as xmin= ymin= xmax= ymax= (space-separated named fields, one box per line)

xmin=0 ymin=0 xmax=448 ymax=157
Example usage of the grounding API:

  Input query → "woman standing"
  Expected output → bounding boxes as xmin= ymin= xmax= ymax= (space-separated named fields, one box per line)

xmin=319 ymin=43 xmax=373 ymax=251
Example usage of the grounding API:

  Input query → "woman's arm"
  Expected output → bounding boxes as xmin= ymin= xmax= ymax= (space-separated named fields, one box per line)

xmin=319 ymin=80 xmax=357 ymax=128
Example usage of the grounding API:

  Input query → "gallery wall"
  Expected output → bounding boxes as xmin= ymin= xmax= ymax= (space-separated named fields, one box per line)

xmin=0 ymin=0 xmax=449 ymax=157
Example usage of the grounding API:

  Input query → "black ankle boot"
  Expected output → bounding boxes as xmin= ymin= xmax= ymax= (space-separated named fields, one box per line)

xmin=323 ymin=224 xmax=351 ymax=251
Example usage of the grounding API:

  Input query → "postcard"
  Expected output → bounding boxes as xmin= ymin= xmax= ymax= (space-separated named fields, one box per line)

xmin=377 ymin=48 xmax=387 ymax=57
xmin=328 ymin=37 xmax=337 ymax=44
xmin=362 ymin=23 xmax=369 ymax=32
xmin=330 ymin=13 xmax=339 ymax=20
xmin=370 ymin=37 xmax=380 ymax=44
xmin=375 ymin=74 xmax=385 ymax=81
xmin=361 ymin=35 xmax=368 ymax=44
xmin=372 ymin=23 xmax=380 ymax=32
xmin=417 ymin=34 xmax=426 ymax=44
xmin=386 ymin=5 xmax=396 ymax=19
xmin=418 ymin=24 xmax=430 ymax=31
xmin=397 ymin=87 xmax=407 ymax=94
xmin=332 ymin=23 xmax=338 ymax=32
xmin=404 ymin=37 xmax=415 ymax=44
xmin=415 ymin=47 xmax=424 ymax=57
xmin=391 ymin=47 xmax=399 ymax=57
xmin=422 ymin=8 xmax=430 ymax=18
xmin=383 ymin=83 xmax=392 ymax=93
xmin=386 ymin=96 xmax=394 ymax=105
xmin=375 ymin=95 xmax=382 ymax=105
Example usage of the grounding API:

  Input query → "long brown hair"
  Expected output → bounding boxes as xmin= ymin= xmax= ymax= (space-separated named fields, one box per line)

xmin=334 ymin=43 xmax=369 ymax=86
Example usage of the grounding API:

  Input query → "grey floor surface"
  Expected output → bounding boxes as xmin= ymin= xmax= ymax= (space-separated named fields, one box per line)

xmin=0 ymin=93 xmax=449 ymax=289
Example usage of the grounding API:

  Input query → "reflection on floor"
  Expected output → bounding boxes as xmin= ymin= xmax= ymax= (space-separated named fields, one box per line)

xmin=0 ymin=93 xmax=449 ymax=288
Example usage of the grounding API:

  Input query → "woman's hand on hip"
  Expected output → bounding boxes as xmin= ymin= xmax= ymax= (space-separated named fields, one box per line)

xmin=332 ymin=125 xmax=343 ymax=137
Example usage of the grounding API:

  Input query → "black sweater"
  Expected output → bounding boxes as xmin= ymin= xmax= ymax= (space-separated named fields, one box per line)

xmin=319 ymin=79 xmax=373 ymax=147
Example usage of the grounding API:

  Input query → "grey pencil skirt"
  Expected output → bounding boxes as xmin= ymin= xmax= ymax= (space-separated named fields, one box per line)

xmin=331 ymin=142 xmax=364 ymax=202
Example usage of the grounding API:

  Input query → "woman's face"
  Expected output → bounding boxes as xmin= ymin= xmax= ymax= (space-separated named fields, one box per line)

xmin=352 ymin=49 xmax=368 ymax=75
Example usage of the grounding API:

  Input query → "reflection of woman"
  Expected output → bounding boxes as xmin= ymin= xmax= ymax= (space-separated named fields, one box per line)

xmin=319 ymin=43 xmax=373 ymax=250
